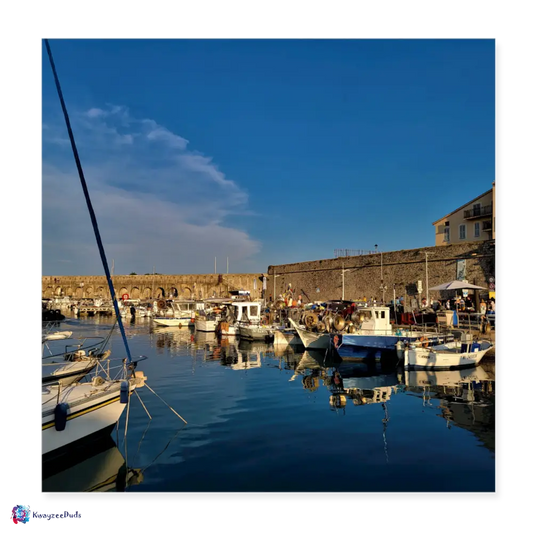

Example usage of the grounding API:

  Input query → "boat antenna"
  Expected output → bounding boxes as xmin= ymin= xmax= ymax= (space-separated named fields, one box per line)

xmin=44 ymin=39 xmax=133 ymax=364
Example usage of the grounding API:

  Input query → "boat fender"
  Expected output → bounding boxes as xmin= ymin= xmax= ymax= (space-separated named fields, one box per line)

xmin=419 ymin=336 xmax=429 ymax=348
xmin=54 ymin=402 xmax=68 ymax=431
xmin=120 ymin=380 xmax=130 ymax=404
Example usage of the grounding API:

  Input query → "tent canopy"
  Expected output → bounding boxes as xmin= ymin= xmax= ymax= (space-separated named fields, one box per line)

xmin=429 ymin=280 xmax=487 ymax=291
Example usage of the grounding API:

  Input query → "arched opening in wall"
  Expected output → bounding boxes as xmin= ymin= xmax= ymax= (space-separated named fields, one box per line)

xmin=143 ymin=287 xmax=152 ymax=299
xmin=119 ymin=287 xmax=129 ymax=298
xmin=183 ymin=287 xmax=192 ymax=299
xmin=131 ymin=287 xmax=141 ymax=299
xmin=85 ymin=286 xmax=94 ymax=298
xmin=169 ymin=287 xmax=178 ymax=298
xmin=156 ymin=287 xmax=165 ymax=298
xmin=55 ymin=286 xmax=62 ymax=296
xmin=44 ymin=286 xmax=53 ymax=298
xmin=66 ymin=287 xmax=73 ymax=297
xmin=75 ymin=288 xmax=83 ymax=298
xmin=96 ymin=286 xmax=106 ymax=297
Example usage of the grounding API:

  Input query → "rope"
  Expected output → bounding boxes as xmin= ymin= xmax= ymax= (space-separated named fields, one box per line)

xmin=44 ymin=39 xmax=133 ymax=365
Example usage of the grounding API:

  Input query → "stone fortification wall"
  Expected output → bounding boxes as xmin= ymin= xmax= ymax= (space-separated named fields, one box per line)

xmin=266 ymin=241 xmax=495 ymax=304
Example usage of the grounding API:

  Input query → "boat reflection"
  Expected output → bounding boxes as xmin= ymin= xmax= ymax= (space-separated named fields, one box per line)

xmin=401 ymin=362 xmax=495 ymax=452
xmin=42 ymin=437 xmax=143 ymax=492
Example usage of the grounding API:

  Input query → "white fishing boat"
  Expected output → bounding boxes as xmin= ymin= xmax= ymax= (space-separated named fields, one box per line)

xmin=401 ymin=332 xmax=493 ymax=369
xmin=288 ymin=318 xmax=329 ymax=350
xmin=195 ymin=299 xmax=231 ymax=332
xmin=231 ymin=301 xmax=277 ymax=342
xmin=152 ymin=299 xmax=197 ymax=327
xmin=42 ymin=365 xmax=146 ymax=459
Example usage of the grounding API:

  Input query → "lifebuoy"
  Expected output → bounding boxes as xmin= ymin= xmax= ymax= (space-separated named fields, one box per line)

xmin=122 ymin=293 xmax=129 ymax=301
xmin=419 ymin=336 xmax=429 ymax=348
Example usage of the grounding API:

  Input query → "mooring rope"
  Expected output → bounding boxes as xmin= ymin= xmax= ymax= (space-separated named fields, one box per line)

xmin=44 ymin=39 xmax=133 ymax=364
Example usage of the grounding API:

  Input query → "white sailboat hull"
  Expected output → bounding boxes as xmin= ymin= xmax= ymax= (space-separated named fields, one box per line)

xmin=42 ymin=382 xmax=133 ymax=457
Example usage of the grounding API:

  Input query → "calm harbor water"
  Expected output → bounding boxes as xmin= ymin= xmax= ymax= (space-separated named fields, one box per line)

xmin=43 ymin=314 xmax=495 ymax=492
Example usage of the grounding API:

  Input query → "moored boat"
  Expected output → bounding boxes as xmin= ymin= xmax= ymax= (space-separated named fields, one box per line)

xmin=401 ymin=333 xmax=493 ymax=369
xmin=152 ymin=299 xmax=197 ymax=327
xmin=42 ymin=366 xmax=146 ymax=459
xmin=289 ymin=318 xmax=329 ymax=350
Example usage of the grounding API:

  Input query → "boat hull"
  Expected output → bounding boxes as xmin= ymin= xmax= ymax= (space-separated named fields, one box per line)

xmin=42 ymin=384 xmax=130 ymax=457
xmin=195 ymin=319 xmax=217 ymax=332
xmin=403 ymin=342 xmax=492 ymax=369
xmin=152 ymin=317 xmax=192 ymax=327
xmin=273 ymin=329 xmax=304 ymax=347
xmin=335 ymin=332 xmax=454 ymax=351
xmin=289 ymin=320 xmax=329 ymax=350
xmin=237 ymin=325 xmax=276 ymax=342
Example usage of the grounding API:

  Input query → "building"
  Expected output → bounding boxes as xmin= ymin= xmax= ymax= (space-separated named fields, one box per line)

xmin=433 ymin=182 xmax=495 ymax=246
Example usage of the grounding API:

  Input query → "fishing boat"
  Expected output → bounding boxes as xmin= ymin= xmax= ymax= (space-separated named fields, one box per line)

xmin=231 ymin=301 xmax=277 ymax=342
xmin=288 ymin=318 xmax=329 ymax=350
xmin=401 ymin=332 xmax=493 ymax=369
xmin=42 ymin=362 xmax=147 ymax=459
xmin=152 ymin=299 xmax=197 ymax=327
xmin=195 ymin=298 xmax=233 ymax=332
xmin=331 ymin=306 xmax=454 ymax=351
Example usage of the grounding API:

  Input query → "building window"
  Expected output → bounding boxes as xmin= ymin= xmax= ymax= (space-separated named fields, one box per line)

xmin=444 ymin=227 xmax=450 ymax=242
xmin=474 ymin=222 xmax=480 ymax=237
xmin=473 ymin=202 xmax=481 ymax=216
xmin=459 ymin=224 xmax=466 ymax=240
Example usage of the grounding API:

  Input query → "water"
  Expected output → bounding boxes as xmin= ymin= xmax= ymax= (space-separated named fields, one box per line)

xmin=42 ymin=314 xmax=495 ymax=492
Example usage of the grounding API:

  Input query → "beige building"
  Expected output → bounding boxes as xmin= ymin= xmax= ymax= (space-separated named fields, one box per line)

xmin=433 ymin=183 xmax=495 ymax=246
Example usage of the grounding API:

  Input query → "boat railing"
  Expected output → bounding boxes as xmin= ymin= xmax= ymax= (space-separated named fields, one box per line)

xmin=42 ymin=336 xmax=108 ymax=360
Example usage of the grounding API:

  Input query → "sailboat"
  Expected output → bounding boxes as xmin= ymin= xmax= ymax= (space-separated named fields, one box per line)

xmin=42 ymin=40 xmax=149 ymax=460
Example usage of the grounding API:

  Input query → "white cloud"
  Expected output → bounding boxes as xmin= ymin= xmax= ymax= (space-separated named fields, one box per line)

xmin=42 ymin=106 xmax=260 ymax=274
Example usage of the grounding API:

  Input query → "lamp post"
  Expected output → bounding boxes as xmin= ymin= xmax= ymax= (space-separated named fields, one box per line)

xmin=341 ymin=263 xmax=352 ymax=300
xmin=424 ymin=251 xmax=435 ymax=304
xmin=273 ymin=272 xmax=281 ymax=301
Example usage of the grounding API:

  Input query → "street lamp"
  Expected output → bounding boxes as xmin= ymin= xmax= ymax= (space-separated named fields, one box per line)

xmin=273 ymin=272 xmax=281 ymax=301
xmin=424 ymin=251 xmax=436 ymax=304
xmin=341 ymin=263 xmax=353 ymax=300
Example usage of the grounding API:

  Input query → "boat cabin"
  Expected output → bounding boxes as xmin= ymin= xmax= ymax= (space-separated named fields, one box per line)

xmin=231 ymin=301 xmax=263 ymax=324
xmin=356 ymin=306 xmax=392 ymax=334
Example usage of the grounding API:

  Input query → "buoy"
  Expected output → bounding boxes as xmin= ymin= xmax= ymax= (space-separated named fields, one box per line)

xmin=120 ymin=380 xmax=129 ymax=404
xmin=54 ymin=403 xmax=68 ymax=431
xmin=122 ymin=293 xmax=129 ymax=301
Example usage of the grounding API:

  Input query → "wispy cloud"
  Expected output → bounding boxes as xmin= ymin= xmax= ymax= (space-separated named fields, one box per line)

xmin=42 ymin=105 xmax=260 ymax=275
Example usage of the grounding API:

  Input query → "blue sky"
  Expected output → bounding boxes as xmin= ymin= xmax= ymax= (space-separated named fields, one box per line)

xmin=42 ymin=39 xmax=495 ymax=275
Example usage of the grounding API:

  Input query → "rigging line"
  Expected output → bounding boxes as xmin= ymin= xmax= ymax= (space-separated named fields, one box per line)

xmin=44 ymin=39 xmax=133 ymax=365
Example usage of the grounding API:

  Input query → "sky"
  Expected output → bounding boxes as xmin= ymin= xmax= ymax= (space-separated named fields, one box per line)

xmin=42 ymin=39 xmax=495 ymax=276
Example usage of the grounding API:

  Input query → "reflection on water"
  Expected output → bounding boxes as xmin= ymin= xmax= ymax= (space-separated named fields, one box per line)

xmin=401 ymin=364 xmax=495 ymax=453
xmin=45 ymin=314 xmax=495 ymax=492
xmin=43 ymin=437 xmax=143 ymax=492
